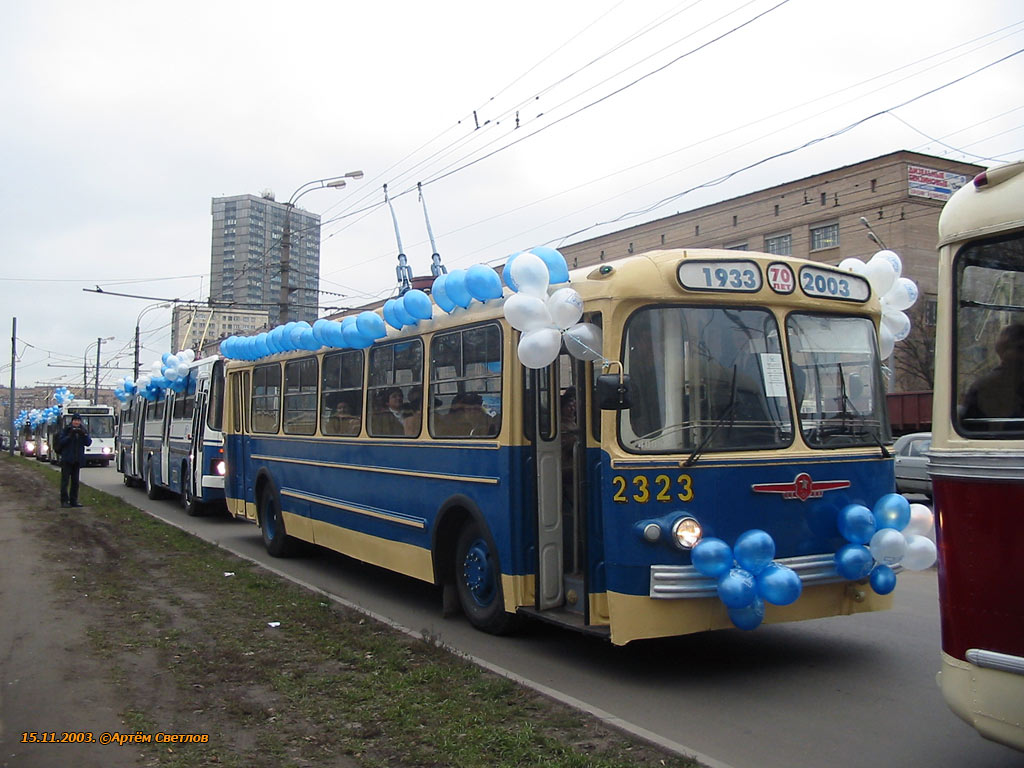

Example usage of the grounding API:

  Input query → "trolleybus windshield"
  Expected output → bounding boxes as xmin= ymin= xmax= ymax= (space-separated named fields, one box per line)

xmin=786 ymin=314 xmax=889 ymax=448
xmin=621 ymin=306 xmax=793 ymax=453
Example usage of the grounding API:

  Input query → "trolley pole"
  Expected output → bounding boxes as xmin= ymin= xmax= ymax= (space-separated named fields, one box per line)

xmin=8 ymin=317 xmax=15 ymax=456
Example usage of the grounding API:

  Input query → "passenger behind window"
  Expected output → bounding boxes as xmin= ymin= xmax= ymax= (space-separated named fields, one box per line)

xmin=962 ymin=323 xmax=1024 ymax=429
xmin=402 ymin=388 xmax=423 ymax=436
xmin=372 ymin=387 xmax=406 ymax=436
xmin=326 ymin=399 xmax=360 ymax=436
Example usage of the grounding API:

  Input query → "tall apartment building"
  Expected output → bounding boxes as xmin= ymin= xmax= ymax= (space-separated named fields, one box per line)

xmin=170 ymin=304 xmax=269 ymax=354
xmin=210 ymin=191 xmax=322 ymax=324
xmin=559 ymin=150 xmax=983 ymax=391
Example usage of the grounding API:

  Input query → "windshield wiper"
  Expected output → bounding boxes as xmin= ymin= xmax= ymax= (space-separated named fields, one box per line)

xmin=836 ymin=363 xmax=890 ymax=458
xmin=684 ymin=365 xmax=737 ymax=467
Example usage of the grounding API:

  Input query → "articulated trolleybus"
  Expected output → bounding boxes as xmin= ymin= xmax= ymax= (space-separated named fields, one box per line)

xmin=931 ymin=160 xmax=1024 ymax=750
xmin=117 ymin=356 xmax=226 ymax=515
xmin=223 ymin=248 xmax=899 ymax=644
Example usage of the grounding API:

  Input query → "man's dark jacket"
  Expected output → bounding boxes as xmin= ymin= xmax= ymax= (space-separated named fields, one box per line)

xmin=57 ymin=424 xmax=92 ymax=465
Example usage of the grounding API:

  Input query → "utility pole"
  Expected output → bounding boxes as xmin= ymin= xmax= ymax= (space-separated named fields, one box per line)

xmin=94 ymin=336 xmax=101 ymax=402
xmin=8 ymin=318 xmax=15 ymax=456
xmin=278 ymin=204 xmax=294 ymax=326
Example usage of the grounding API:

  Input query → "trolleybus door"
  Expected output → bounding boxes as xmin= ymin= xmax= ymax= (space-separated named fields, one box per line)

xmin=530 ymin=364 xmax=563 ymax=610
xmin=187 ymin=381 xmax=208 ymax=501
xmin=131 ymin=400 xmax=146 ymax=481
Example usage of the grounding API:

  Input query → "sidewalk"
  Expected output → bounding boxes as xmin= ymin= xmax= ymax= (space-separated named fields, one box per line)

xmin=0 ymin=463 xmax=142 ymax=768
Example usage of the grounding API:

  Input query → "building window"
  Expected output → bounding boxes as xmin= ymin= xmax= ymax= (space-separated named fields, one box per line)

xmin=732 ymin=215 xmax=738 ymax=227
xmin=774 ymin=204 xmax=779 ymax=217
xmin=725 ymin=242 xmax=748 ymax=251
xmin=871 ymin=178 xmax=877 ymax=192
xmin=821 ymin=192 xmax=827 ymax=206
xmin=925 ymin=297 xmax=938 ymax=327
xmin=810 ymin=222 xmax=839 ymax=251
xmin=764 ymin=233 xmax=792 ymax=255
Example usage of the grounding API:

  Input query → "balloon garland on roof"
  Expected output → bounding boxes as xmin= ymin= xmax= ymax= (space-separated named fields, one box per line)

xmin=838 ymin=250 xmax=919 ymax=358
xmin=216 ymin=246 xmax=602 ymax=370
xmin=113 ymin=349 xmax=198 ymax=403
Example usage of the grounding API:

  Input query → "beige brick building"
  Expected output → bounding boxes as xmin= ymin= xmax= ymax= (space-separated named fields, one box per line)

xmin=559 ymin=150 xmax=983 ymax=391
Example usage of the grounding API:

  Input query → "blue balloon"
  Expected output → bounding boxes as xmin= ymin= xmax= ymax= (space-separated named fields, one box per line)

xmin=322 ymin=320 xmax=345 ymax=348
xmin=342 ymin=318 xmax=372 ymax=349
xmin=756 ymin=562 xmax=803 ymax=606
xmin=161 ymin=352 xmax=171 ymax=365
xmin=530 ymin=246 xmax=570 ymax=284
xmin=383 ymin=300 xmax=403 ymax=330
xmin=392 ymin=299 xmax=417 ymax=327
xmin=219 ymin=338 xmax=232 ymax=357
xmin=280 ymin=322 xmax=298 ymax=351
xmin=465 ymin=264 xmax=504 ymax=302
xmin=255 ymin=332 xmax=271 ymax=358
xmin=728 ymin=595 xmax=765 ymax=631
xmin=873 ymin=493 xmax=911 ymax=531
xmin=835 ymin=543 xmax=874 ymax=580
xmin=502 ymin=252 xmax=525 ymax=292
xmin=403 ymin=289 xmax=433 ymax=320
xmin=838 ymin=504 xmax=876 ymax=544
xmin=445 ymin=269 xmax=473 ymax=309
xmin=869 ymin=564 xmax=897 ymax=595
xmin=691 ymin=537 xmax=733 ymax=579
xmin=356 ymin=311 xmax=388 ymax=339
xmin=312 ymin=319 xmax=331 ymax=346
xmin=298 ymin=327 xmax=321 ymax=351
xmin=734 ymin=529 xmax=776 ymax=575
xmin=431 ymin=274 xmax=456 ymax=314
xmin=717 ymin=567 xmax=757 ymax=609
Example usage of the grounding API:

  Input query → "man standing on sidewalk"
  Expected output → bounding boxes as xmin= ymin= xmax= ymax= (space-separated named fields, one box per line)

xmin=57 ymin=413 xmax=91 ymax=508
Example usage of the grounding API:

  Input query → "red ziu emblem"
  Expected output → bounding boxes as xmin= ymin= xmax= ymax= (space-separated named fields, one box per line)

xmin=751 ymin=472 xmax=850 ymax=502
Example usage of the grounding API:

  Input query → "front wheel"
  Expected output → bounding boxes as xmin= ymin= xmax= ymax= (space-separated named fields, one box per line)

xmin=260 ymin=488 xmax=297 ymax=557
xmin=454 ymin=521 xmax=519 ymax=635
xmin=181 ymin=464 xmax=202 ymax=517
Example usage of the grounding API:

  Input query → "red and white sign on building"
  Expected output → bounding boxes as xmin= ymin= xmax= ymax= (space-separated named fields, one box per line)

xmin=908 ymin=165 xmax=969 ymax=201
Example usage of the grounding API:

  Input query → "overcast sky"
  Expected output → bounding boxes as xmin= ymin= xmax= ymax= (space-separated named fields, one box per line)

xmin=2 ymin=0 xmax=1022 ymax=390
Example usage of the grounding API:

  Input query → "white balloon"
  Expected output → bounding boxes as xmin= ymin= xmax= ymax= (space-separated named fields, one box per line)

xmin=869 ymin=528 xmax=907 ymax=566
xmin=137 ymin=375 xmax=152 ymax=389
xmin=901 ymin=534 xmax=937 ymax=571
xmin=180 ymin=349 xmax=196 ymax=363
xmin=518 ymin=328 xmax=562 ymax=369
xmin=151 ymin=361 xmax=163 ymax=373
xmin=166 ymin=355 xmax=180 ymax=369
xmin=882 ymin=277 xmax=919 ymax=312
xmin=503 ymin=293 xmax=552 ymax=332
xmin=878 ymin=325 xmax=895 ymax=358
xmin=509 ymin=252 xmax=550 ymax=298
xmin=165 ymin=367 xmax=180 ymax=382
xmin=838 ymin=257 xmax=867 ymax=274
xmin=873 ymin=250 xmax=902 ymax=280
xmin=864 ymin=256 xmax=897 ymax=296
xmin=881 ymin=310 xmax=912 ymax=342
xmin=546 ymin=287 xmax=583 ymax=330
xmin=176 ymin=362 xmax=190 ymax=377
xmin=904 ymin=504 xmax=934 ymax=536
xmin=564 ymin=323 xmax=603 ymax=362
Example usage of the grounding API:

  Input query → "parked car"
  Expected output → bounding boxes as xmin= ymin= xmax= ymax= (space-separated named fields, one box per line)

xmin=894 ymin=431 xmax=932 ymax=498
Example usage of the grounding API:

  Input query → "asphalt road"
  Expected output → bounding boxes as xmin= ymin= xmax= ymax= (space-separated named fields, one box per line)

xmin=80 ymin=465 xmax=1021 ymax=768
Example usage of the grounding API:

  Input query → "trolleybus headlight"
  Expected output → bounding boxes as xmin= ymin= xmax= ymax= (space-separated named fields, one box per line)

xmin=101 ymin=446 xmax=112 ymax=455
xmin=25 ymin=441 xmax=35 ymax=452
xmin=212 ymin=459 xmax=226 ymax=476
xmin=671 ymin=516 xmax=703 ymax=550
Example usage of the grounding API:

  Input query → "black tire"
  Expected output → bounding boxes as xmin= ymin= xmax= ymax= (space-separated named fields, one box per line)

xmin=454 ymin=520 xmax=519 ymax=635
xmin=181 ymin=462 xmax=202 ymax=516
xmin=145 ymin=462 xmax=161 ymax=500
xmin=260 ymin=487 xmax=297 ymax=557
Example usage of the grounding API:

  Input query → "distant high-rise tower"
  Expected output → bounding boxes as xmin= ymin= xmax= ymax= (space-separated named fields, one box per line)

xmin=210 ymin=191 xmax=322 ymax=324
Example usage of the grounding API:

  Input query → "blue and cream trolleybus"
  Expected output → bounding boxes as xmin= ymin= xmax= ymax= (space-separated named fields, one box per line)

xmin=220 ymin=247 xmax=902 ymax=644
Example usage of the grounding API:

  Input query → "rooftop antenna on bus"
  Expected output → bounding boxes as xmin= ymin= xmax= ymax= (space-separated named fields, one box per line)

xmin=418 ymin=182 xmax=447 ymax=278
xmin=859 ymin=216 xmax=888 ymax=250
xmin=385 ymin=184 xmax=412 ymax=295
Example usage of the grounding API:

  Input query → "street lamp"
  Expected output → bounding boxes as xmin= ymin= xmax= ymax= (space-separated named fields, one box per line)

xmin=84 ymin=336 xmax=115 ymax=402
xmin=134 ymin=302 xmax=171 ymax=380
xmin=279 ymin=171 xmax=364 ymax=325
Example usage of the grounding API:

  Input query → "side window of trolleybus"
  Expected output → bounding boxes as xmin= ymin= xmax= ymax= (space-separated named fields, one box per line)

xmin=954 ymin=235 xmax=1024 ymax=436
xmin=367 ymin=340 xmax=423 ymax=437
xmin=321 ymin=350 xmax=364 ymax=436
xmin=283 ymin=357 xmax=318 ymax=435
xmin=252 ymin=363 xmax=281 ymax=434
xmin=620 ymin=306 xmax=792 ymax=453
xmin=785 ymin=314 xmax=889 ymax=448
xmin=430 ymin=324 xmax=502 ymax=439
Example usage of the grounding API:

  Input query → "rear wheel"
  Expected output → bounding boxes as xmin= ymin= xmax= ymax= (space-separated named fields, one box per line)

xmin=181 ymin=462 xmax=202 ymax=516
xmin=454 ymin=520 xmax=519 ymax=635
xmin=260 ymin=488 xmax=297 ymax=557
xmin=145 ymin=463 xmax=161 ymax=500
